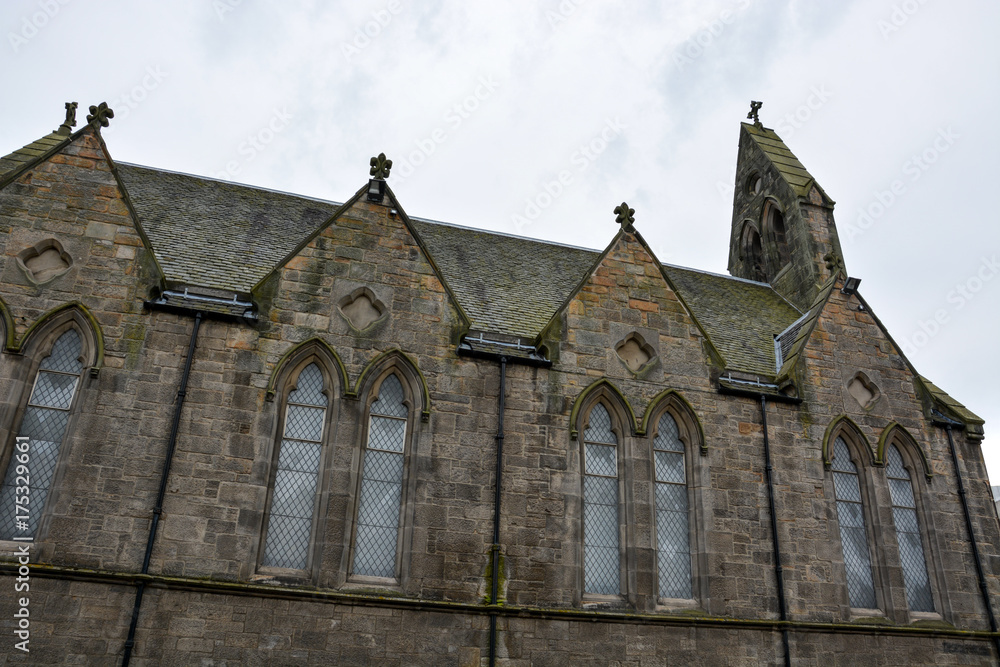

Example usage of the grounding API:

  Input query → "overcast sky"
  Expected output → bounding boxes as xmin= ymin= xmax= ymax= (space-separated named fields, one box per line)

xmin=3 ymin=0 xmax=999 ymax=485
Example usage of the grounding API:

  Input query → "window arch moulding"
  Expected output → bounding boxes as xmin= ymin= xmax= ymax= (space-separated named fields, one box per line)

xmin=822 ymin=415 xmax=874 ymax=469
xmin=876 ymin=422 xmax=932 ymax=481
xmin=353 ymin=349 xmax=430 ymax=422
xmin=639 ymin=389 xmax=706 ymax=456
xmin=569 ymin=378 xmax=638 ymax=441
xmin=0 ymin=295 xmax=15 ymax=351
xmin=265 ymin=337 xmax=348 ymax=402
xmin=16 ymin=303 xmax=103 ymax=377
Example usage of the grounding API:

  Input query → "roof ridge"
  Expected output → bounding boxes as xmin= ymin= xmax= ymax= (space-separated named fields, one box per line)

xmin=116 ymin=162 xmax=345 ymax=208
xmin=662 ymin=261 xmax=769 ymax=286
xmin=409 ymin=216 xmax=604 ymax=254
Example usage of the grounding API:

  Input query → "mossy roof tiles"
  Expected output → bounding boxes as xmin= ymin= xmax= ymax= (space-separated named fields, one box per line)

xmin=663 ymin=265 xmax=801 ymax=377
xmin=114 ymin=164 xmax=805 ymax=375
xmin=116 ymin=164 xmax=338 ymax=293
xmin=0 ymin=132 xmax=68 ymax=184
xmin=409 ymin=220 xmax=596 ymax=339
xmin=742 ymin=123 xmax=815 ymax=197
xmin=920 ymin=376 xmax=985 ymax=426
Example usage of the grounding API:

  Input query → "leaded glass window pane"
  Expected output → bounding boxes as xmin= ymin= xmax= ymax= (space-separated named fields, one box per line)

xmin=30 ymin=372 xmax=78 ymax=409
xmin=886 ymin=445 xmax=934 ymax=612
xmin=283 ymin=405 xmax=325 ymax=442
xmin=585 ymin=443 xmax=617 ymax=477
xmin=261 ymin=363 xmax=327 ymax=570
xmin=585 ymin=404 xmax=616 ymax=444
xmin=653 ymin=413 xmax=691 ymax=599
xmin=368 ymin=416 xmax=406 ymax=453
xmin=582 ymin=404 xmax=620 ymax=595
xmin=371 ymin=374 xmax=407 ymax=418
xmin=353 ymin=374 xmax=408 ymax=578
xmin=831 ymin=438 xmax=876 ymax=608
xmin=0 ymin=330 xmax=82 ymax=540
xmin=38 ymin=329 xmax=82 ymax=373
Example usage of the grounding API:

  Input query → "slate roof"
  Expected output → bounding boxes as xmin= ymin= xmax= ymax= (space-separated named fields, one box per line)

xmin=113 ymin=163 xmax=807 ymax=376
xmin=0 ymin=131 xmax=71 ymax=186
xmin=410 ymin=220 xmax=597 ymax=339
xmin=0 ymin=123 xmax=985 ymax=428
xmin=742 ymin=122 xmax=821 ymax=199
xmin=116 ymin=164 xmax=338 ymax=293
xmin=663 ymin=265 xmax=801 ymax=377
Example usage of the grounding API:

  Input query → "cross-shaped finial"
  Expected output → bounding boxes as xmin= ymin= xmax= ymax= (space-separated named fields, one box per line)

xmin=86 ymin=102 xmax=114 ymax=129
xmin=614 ymin=202 xmax=635 ymax=232
xmin=824 ymin=251 xmax=845 ymax=275
xmin=57 ymin=102 xmax=78 ymax=136
xmin=747 ymin=100 xmax=762 ymax=126
xmin=369 ymin=153 xmax=392 ymax=180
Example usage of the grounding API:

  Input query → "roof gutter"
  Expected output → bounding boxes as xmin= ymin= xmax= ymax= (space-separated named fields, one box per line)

xmin=717 ymin=374 xmax=801 ymax=404
xmin=145 ymin=289 xmax=258 ymax=323
xmin=457 ymin=333 xmax=551 ymax=368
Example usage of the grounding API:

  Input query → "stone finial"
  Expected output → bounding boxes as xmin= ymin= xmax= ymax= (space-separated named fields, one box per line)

xmin=56 ymin=102 xmax=78 ymax=136
xmin=824 ymin=251 xmax=845 ymax=274
xmin=614 ymin=202 xmax=635 ymax=232
xmin=369 ymin=153 xmax=392 ymax=180
xmin=748 ymin=100 xmax=762 ymax=126
xmin=86 ymin=102 xmax=114 ymax=129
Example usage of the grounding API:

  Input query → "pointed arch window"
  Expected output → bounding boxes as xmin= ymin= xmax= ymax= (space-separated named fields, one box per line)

xmin=260 ymin=362 xmax=328 ymax=571
xmin=582 ymin=403 xmax=621 ymax=596
xmin=653 ymin=412 xmax=691 ymax=599
xmin=885 ymin=444 xmax=934 ymax=612
xmin=741 ymin=224 xmax=766 ymax=282
xmin=764 ymin=202 xmax=790 ymax=269
xmin=352 ymin=373 xmax=408 ymax=579
xmin=831 ymin=437 xmax=877 ymax=608
xmin=0 ymin=329 xmax=83 ymax=540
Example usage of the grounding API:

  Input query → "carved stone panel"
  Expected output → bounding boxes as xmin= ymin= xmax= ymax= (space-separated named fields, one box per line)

xmin=17 ymin=238 xmax=73 ymax=284
xmin=615 ymin=333 xmax=656 ymax=373
xmin=338 ymin=287 xmax=386 ymax=331
xmin=848 ymin=372 xmax=880 ymax=409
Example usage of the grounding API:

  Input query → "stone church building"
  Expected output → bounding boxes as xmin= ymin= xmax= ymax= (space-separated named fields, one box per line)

xmin=0 ymin=101 xmax=997 ymax=665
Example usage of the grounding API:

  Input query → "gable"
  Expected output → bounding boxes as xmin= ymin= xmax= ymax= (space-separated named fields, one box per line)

xmin=789 ymin=280 xmax=941 ymax=420
xmin=0 ymin=127 xmax=160 ymax=333
xmin=545 ymin=228 xmax=721 ymax=383
xmin=258 ymin=195 xmax=468 ymax=343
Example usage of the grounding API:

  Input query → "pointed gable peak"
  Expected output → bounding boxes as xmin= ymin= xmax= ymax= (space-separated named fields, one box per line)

xmin=0 ymin=101 xmax=117 ymax=190
xmin=740 ymin=122 xmax=829 ymax=203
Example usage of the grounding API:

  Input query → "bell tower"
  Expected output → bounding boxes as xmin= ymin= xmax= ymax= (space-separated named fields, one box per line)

xmin=727 ymin=102 xmax=845 ymax=311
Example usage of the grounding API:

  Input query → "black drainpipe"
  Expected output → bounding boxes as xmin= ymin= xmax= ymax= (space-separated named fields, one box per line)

xmin=488 ymin=355 xmax=507 ymax=667
xmin=122 ymin=310 xmax=203 ymax=666
xmin=457 ymin=341 xmax=549 ymax=665
xmin=759 ymin=395 xmax=791 ymax=667
xmin=939 ymin=420 xmax=1000 ymax=662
